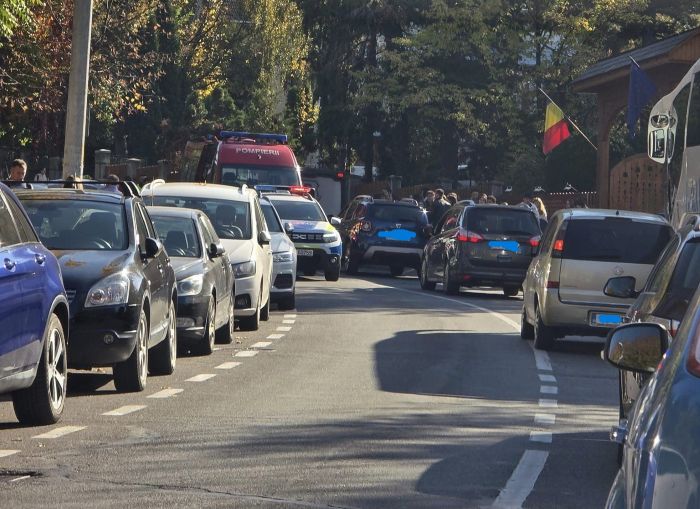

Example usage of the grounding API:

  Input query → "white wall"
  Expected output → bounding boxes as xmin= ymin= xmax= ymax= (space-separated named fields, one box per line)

xmin=303 ymin=176 xmax=342 ymax=216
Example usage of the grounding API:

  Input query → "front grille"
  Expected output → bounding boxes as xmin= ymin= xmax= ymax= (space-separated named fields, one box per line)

xmin=291 ymin=232 xmax=324 ymax=242
xmin=66 ymin=290 xmax=76 ymax=304
xmin=274 ymin=274 xmax=294 ymax=289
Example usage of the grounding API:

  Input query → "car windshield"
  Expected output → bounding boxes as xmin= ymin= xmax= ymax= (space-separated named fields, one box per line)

xmin=21 ymin=199 xmax=127 ymax=250
xmin=221 ymin=165 xmax=299 ymax=187
xmin=369 ymin=204 xmax=428 ymax=224
xmin=268 ymin=198 xmax=326 ymax=222
xmin=563 ymin=218 xmax=672 ymax=263
xmin=151 ymin=196 xmax=251 ymax=240
xmin=261 ymin=202 xmax=283 ymax=233
xmin=150 ymin=215 xmax=201 ymax=258
xmin=464 ymin=208 xmax=540 ymax=236
xmin=655 ymin=240 xmax=700 ymax=321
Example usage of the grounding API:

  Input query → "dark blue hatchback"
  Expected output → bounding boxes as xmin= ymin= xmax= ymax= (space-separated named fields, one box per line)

xmin=0 ymin=183 xmax=69 ymax=425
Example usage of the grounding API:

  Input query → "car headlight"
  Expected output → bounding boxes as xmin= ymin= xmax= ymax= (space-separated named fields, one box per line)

xmin=85 ymin=273 xmax=130 ymax=307
xmin=323 ymin=231 xmax=340 ymax=243
xmin=273 ymin=251 xmax=294 ymax=263
xmin=233 ymin=260 xmax=256 ymax=277
xmin=177 ymin=274 xmax=204 ymax=296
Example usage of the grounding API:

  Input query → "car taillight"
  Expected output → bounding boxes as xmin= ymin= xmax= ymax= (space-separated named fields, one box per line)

xmin=361 ymin=220 xmax=372 ymax=232
xmin=457 ymin=230 xmax=483 ymax=243
xmin=529 ymin=236 xmax=541 ymax=248
xmin=553 ymin=239 xmax=564 ymax=252
xmin=546 ymin=280 xmax=559 ymax=289
xmin=670 ymin=320 xmax=680 ymax=338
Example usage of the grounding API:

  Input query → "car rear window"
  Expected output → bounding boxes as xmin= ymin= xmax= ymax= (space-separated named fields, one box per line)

xmin=655 ymin=240 xmax=700 ymax=321
xmin=563 ymin=218 xmax=672 ymax=264
xmin=464 ymin=208 xmax=540 ymax=236
xmin=369 ymin=205 xmax=428 ymax=224
xmin=151 ymin=196 xmax=251 ymax=240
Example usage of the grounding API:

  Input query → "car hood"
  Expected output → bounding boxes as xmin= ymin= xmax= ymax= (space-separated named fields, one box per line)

xmin=221 ymin=239 xmax=254 ymax=265
xmin=271 ymin=232 xmax=294 ymax=254
xmin=170 ymin=257 xmax=204 ymax=281
xmin=53 ymin=250 xmax=132 ymax=295
xmin=287 ymin=220 xmax=334 ymax=234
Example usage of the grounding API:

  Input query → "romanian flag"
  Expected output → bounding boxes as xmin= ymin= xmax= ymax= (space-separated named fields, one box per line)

xmin=543 ymin=102 xmax=571 ymax=154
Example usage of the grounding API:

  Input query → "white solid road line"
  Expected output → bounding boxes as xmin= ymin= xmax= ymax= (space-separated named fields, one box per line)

xmin=33 ymin=426 xmax=86 ymax=439
xmin=282 ymin=319 xmax=295 ymax=324
xmin=492 ymin=449 xmax=549 ymax=508
xmin=148 ymin=388 xmax=184 ymax=399
xmin=540 ymin=386 xmax=558 ymax=395
xmin=539 ymin=399 xmax=558 ymax=409
xmin=277 ymin=326 xmax=292 ymax=332
xmin=530 ymin=431 xmax=553 ymax=444
xmin=538 ymin=374 xmax=557 ymax=383
xmin=216 ymin=361 xmax=241 ymax=369
xmin=10 ymin=475 xmax=31 ymax=482
xmin=0 ymin=450 xmax=20 ymax=458
xmin=251 ymin=341 xmax=272 ymax=348
xmin=534 ymin=413 xmax=556 ymax=425
xmin=235 ymin=350 xmax=258 ymax=358
xmin=267 ymin=334 xmax=284 ymax=340
xmin=284 ymin=314 xmax=297 ymax=318
xmin=102 ymin=405 xmax=147 ymax=416
xmin=186 ymin=374 xmax=217 ymax=382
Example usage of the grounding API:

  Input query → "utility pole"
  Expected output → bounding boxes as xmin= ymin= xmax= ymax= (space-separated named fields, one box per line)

xmin=62 ymin=0 xmax=93 ymax=178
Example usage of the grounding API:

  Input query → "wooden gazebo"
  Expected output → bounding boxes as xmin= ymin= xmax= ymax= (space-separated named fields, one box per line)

xmin=572 ymin=27 xmax=700 ymax=208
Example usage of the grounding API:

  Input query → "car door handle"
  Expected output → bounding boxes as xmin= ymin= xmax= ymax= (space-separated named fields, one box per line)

xmin=35 ymin=253 xmax=46 ymax=265
xmin=4 ymin=258 xmax=16 ymax=270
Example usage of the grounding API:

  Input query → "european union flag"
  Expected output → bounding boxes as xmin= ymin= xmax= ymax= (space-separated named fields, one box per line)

xmin=627 ymin=62 xmax=657 ymax=139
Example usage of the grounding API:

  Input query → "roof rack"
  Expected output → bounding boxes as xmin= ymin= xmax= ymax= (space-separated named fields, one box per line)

xmin=3 ymin=179 xmax=141 ymax=198
xmin=219 ymin=131 xmax=288 ymax=144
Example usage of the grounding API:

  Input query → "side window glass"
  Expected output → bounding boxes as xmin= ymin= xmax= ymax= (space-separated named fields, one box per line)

xmin=133 ymin=206 xmax=150 ymax=253
xmin=443 ymin=208 xmax=460 ymax=230
xmin=4 ymin=193 xmax=38 ymax=243
xmin=0 ymin=194 xmax=21 ymax=248
xmin=646 ymin=236 xmax=680 ymax=292
xmin=138 ymin=204 xmax=157 ymax=238
xmin=354 ymin=204 xmax=367 ymax=219
xmin=539 ymin=218 xmax=559 ymax=254
xmin=199 ymin=216 xmax=215 ymax=246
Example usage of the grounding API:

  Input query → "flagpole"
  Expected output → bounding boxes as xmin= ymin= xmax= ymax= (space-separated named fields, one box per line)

xmin=538 ymin=87 xmax=597 ymax=151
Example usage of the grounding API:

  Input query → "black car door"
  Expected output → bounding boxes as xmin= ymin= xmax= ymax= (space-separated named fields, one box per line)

xmin=433 ymin=207 xmax=462 ymax=278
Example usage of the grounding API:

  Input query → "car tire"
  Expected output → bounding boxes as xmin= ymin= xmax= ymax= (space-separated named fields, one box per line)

xmin=520 ymin=306 xmax=534 ymax=340
xmin=198 ymin=297 xmax=216 ymax=355
xmin=503 ymin=286 xmax=519 ymax=298
xmin=325 ymin=265 xmax=340 ymax=281
xmin=12 ymin=313 xmax=67 ymax=425
xmin=533 ymin=304 xmax=555 ymax=351
xmin=443 ymin=260 xmax=460 ymax=295
xmin=419 ymin=258 xmax=436 ymax=291
xmin=260 ymin=293 xmax=270 ymax=321
xmin=390 ymin=265 xmax=404 ymax=277
xmin=278 ymin=292 xmax=296 ymax=310
xmin=239 ymin=293 xmax=261 ymax=331
xmin=114 ymin=309 xmax=149 ymax=392
xmin=216 ymin=294 xmax=234 ymax=344
xmin=149 ymin=300 xmax=177 ymax=376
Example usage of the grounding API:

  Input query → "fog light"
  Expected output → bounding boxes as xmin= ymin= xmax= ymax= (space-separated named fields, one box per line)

xmin=177 ymin=317 xmax=195 ymax=328
xmin=103 ymin=334 xmax=115 ymax=345
xmin=329 ymin=256 xmax=338 ymax=264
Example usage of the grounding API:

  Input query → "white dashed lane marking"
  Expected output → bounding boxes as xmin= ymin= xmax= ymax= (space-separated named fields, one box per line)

xmin=533 ymin=350 xmax=553 ymax=371
xmin=216 ymin=361 xmax=241 ymax=370
xmin=186 ymin=374 xmax=217 ymax=382
xmin=277 ymin=326 xmax=292 ymax=332
xmin=0 ymin=450 xmax=20 ymax=458
xmin=534 ymin=413 xmax=556 ymax=425
xmin=102 ymin=405 xmax=147 ymax=416
xmin=284 ymin=314 xmax=297 ymax=318
xmin=33 ymin=426 xmax=86 ymax=439
xmin=282 ymin=320 xmax=295 ymax=324
xmin=539 ymin=374 xmax=557 ymax=383
xmin=539 ymin=399 xmax=558 ymax=409
xmin=530 ymin=431 xmax=553 ymax=444
xmin=492 ymin=450 xmax=549 ymax=509
xmin=540 ymin=385 xmax=558 ymax=395
xmin=235 ymin=350 xmax=258 ymax=358
xmin=251 ymin=341 xmax=272 ymax=348
xmin=267 ymin=334 xmax=284 ymax=340
xmin=148 ymin=388 xmax=184 ymax=399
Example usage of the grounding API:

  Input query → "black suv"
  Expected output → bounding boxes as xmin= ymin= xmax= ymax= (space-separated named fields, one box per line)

xmin=336 ymin=196 xmax=430 ymax=276
xmin=16 ymin=182 xmax=177 ymax=392
xmin=604 ymin=214 xmax=700 ymax=460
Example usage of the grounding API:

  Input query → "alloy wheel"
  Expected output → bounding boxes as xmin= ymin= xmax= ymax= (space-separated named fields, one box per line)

xmin=47 ymin=327 xmax=66 ymax=410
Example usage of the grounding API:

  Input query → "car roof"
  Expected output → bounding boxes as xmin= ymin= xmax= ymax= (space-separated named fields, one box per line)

xmin=146 ymin=205 xmax=200 ymax=220
xmin=141 ymin=182 xmax=254 ymax=202
xmin=369 ymin=200 xmax=419 ymax=208
xmin=13 ymin=188 xmax=126 ymax=204
xmin=553 ymin=208 xmax=669 ymax=224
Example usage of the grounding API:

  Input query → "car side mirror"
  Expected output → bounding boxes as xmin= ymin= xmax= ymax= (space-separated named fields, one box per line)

xmin=330 ymin=216 xmax=341 ymax=226
xmin=605 ymin=323 xmax=669 ymax=373
xmin=604 ymin=276 xmax=639 ymax=299
xmin=258 ymin=230 xmax=271 ymax=245
xmin=144 ymin=237 xmax=160 ymax=259
xmin=209 ymin=243 xmax=225 ymax=258
xmin=284 ymin=222 xmax=294 ymax=234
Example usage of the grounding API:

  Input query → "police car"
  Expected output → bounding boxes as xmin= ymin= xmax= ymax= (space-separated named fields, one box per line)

xmin=264 ymin=188 xmax=342 ymax=281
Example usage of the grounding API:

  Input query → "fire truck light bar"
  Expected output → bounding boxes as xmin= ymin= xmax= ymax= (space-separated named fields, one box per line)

xmin=219 ymin=131 xmax=288 ymax=144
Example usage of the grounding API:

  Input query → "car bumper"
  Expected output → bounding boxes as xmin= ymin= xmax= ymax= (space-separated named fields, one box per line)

xmin=455 ymin=263 xmax=528 ymax=287
xmin=271 ymin=259 xmax=296 ymax=298
xmin=360 ymin=246 xmax=423 ymax=266
xmin=68 ymin=303 xmax=140 ymax=368
xmin=296 ymin=243 xmax=342 ymax=272
xmin=176 ymin=294 xmax=210 ymax=341
xmin=234 ymin=274 xmax=260 ymax=317
xmin=541 ymin=289 xmax=629 ymax=336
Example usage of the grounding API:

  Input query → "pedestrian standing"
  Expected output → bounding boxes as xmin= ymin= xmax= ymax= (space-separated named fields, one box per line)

xmin=34 ymin=168 xmax=48 ymax=182
xmin=431 ymin=189 xmax=451 ymax=225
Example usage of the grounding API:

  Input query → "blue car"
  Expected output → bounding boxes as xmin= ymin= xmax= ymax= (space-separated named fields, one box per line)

xmin=0 ymin=182 xmax=69 ymax=424
xmin=605 ymin=285 xmax=700 ymax=508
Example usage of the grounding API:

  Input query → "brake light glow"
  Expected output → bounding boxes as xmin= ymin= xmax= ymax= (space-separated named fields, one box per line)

xmin=290 ymin=185 xmax=312 ymax=195
xmin=361 ymin=220 xmax=372 ymax=232
xmin=529 ymin=236 xmax=541 ymax=248
xmin=457 ymin=230 xmax=483 ymax=243
xmin=553 ymin=239 xmax=564 ymax=252
xmin=670 ymin=320 xmax=680 ymax=338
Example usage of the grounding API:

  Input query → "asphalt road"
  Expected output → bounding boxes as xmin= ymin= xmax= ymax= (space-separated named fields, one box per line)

xmin=0 ymin=270 xmax=620 ymax=508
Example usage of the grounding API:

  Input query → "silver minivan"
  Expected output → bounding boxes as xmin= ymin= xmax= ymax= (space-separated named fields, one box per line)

xmin=521 ymin=208 xmax=673 ymax=350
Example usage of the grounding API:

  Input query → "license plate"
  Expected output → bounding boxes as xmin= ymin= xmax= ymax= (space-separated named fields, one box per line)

xmin=298 ymin=249 xmax=314 ymax=257
xmin=592 ymin=313 xmax=623 ymax=326
xmin=488 ymin=240 xmax=520 ymax=254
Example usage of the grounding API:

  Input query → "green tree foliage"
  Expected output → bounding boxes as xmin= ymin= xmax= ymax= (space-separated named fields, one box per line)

xmin=0 ymin=0 xmax=39 ymax=40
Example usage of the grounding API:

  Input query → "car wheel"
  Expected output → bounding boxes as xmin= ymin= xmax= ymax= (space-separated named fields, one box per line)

xmin=503 ymin=286 xmax=520 ymax=298
xmin=520 ymin=306 xmax=534 ymax=340
xmin=239 ymin=292 xmax=261 ymax=331
xmin=114 ymin=309 xmax=149 ymax=392
xmin=390 ymin=265 xmax=404 ymax=277
xmin=199 ymin=297 xmax=216 ymax=355
xmin=533 ymin=304 xmax=555 ymax=351
xmin=216 ymin=294 xmax=234 ymax=344
xmin=419 ymin=258 xmax=436 ymax=291
xmin=278 ymin=292 xmax=296 ymax=310
xmin=325 ymin=264 xmax=340 ymax=281
xmin=12 ymin=313 xmax=67 ymax=425
xmin=149 ymin=300 xmax=177 ymax=375
xmin=260 ymin=293 xmax=270 ymax=321
xmin=443 ymin=260 xmax=460 ymax=295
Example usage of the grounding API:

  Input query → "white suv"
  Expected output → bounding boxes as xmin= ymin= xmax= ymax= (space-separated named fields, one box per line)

xmin=142 ymin=182 xmax=273 ymax=330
